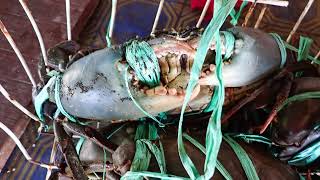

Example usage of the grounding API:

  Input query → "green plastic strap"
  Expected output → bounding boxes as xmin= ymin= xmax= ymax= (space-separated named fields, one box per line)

xmin=288 ymin=137 xmax=320 ymax=166
xmin=54 ymin=76 xmax=77 ymax=122
xmin=233 ymin=134 xmax=273 ymax=146
xmin=183 ymin=133 xmax=233 ymax=180
xmin=270 ymin=33 xmax=287 ymax=68
xmin=125 ymin=40 xmax=161 ymax=87
xmin=269 ymin=34 xmax=320 ymax=64
xmin=285 ymin=42 xmax=320 ymax=64
xmin=124 ymin=65 xmax=165 ymax=127
xmin=121 ymin=171 xmax=189 ymax=180
xmin=298 ymin=36 xmax=313 ymax=61
xmin=177 ymin=1 xmax=237 ymax=179
xmin=148 ymin=123 xmax=159 ymax=140
xmin=140 ymin=139 xmax=167 ymax=173
xmin=229 ymin=1 xmax=248 ymax=26
xmin=35 ymin=76 xmax=56 ymax=122
xmin=221 ymin=31 xmax=235 ymax=60
xmin=130 ymin=140 xmax=152 ymax=173
xmin=135 ymin=123 xmax=148 ymax=140
xmin=277 ymin=91 xmax=320 ymax=112
xmin=299 ymin=174 xmax=306 ymax=180
xmin=128 ymin=124 xmax=167 ymax=179
xmin=75 ymin=136 xmax=85 ymax=155
xmin=223 ymin=135 xmax=259 ymax=180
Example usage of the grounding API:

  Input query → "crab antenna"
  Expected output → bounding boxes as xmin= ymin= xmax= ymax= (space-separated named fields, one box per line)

xmin=0 ymin=20 xmax=37 ymax=87
xmin=0 ymin=122 xmax=59 ymax=170
xmin=66 ymin=0 xmax=72 ymax=40
xmin=0 ymin=84 xmax=40 ymax=122
xmin=151 ymin=0 xmax=165 ymax=36
xmin=108 ymin=0 xmax=117 ymax=39
xmin=196 ymin=0 xmax=211 ymax=28
xmin=18 ymin=0 xmax=48 ymax=67
xmin=286 ymin=0 xmax=314 ymax=42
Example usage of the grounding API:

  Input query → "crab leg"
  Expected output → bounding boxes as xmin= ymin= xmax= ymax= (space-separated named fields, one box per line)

xmin=222 ymin=69 xmax=289 ymax=124
xmin=53 ymin=121 xmax=87 ymax=180
xmin=62 ymin=121 xmax=118 ymax=153
xmin=259 ymin=73 xmax=293 ymax=134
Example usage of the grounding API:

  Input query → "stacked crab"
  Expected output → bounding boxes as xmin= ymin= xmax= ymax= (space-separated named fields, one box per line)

xmin=33 ymin=25 xmax=320 ymax=180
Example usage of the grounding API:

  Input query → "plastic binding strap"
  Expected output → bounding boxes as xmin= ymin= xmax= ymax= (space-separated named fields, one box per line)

xmin=223 ymin=135 xmax=259 ymax=180
xmin=123 ymin=65 xmax=165 ymax=127
xmin=183 ymin=133 xmax=233 ymax=180
xmin=177 ymin=0 xmax=238 ymax=179
xmin=270 ymin=33 xmax=287 ymax=68
xmin=54 ymin=75 xmax=77 ymax=122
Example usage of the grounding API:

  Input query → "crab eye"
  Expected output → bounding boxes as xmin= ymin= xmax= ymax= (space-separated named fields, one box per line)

xmin=179 ymin=54 xmax=188 ymax=70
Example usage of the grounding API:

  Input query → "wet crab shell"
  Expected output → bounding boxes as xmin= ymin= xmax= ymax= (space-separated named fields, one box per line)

xmin=59 ymin=47 xmax=189 ymax=121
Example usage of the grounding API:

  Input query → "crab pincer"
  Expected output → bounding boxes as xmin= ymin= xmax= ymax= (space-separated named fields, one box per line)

xmin=47 ymin=27 xmax=283 ymax=122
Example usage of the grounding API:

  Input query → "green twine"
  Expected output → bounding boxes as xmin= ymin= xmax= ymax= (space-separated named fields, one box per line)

xmin=52 ymin=75 xmax=89 ymax=125
xmin=75 ymin=136 xmax=86 ymax=155
xmin=125 ymin=40 xmax=161 ymax=88
xmin=183 ymin=133 xmax=233 ymax=180
xmin=277 ymin=91 xmax=320 ymax=112
xmin=229 ymin=1 xmax=248 ymax=26
xmin=124 ymin=65 xmax=165 ymax=127
xmin=54 ymin=76 xmax=77 ymax=122
xmin=221 ymin=31 xmax=235 ymax=60
xmin=35 ymin=76 xmax=57 ymax=123
xmin=122 ymin=171 xmax=189 ymax=180
xmin=233 ymin=134 xmax=273 ymax=146
xmin=177 ymin=1 xmax=237 ymax=179
xmin=140 ymin=139 xmax=167 ymax=173
xmin=298 ymin=36 xmax=313 ymax=61
xmin=270 ymin=33 xmax=287 ymax=68
xmin=269 ymin=35 xmax=320 ymax=64
xmin=288 ymin=137 xmax=320 ymax=166
xmin=126 ymin=124 xmax=167 ymax=179
xmin=296 ymin=36 xmax=313 ymax=77
xmin=223 ymin=135 xmax=259 ymax=180
xmin=130 ymin=140 xmax=152 ymax=176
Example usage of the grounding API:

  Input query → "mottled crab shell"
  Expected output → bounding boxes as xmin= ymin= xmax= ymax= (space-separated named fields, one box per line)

xmin=59 ymin=47 xmax=190 ymax=121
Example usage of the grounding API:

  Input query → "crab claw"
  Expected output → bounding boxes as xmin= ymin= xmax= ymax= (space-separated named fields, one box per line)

xmin=199 ymin=27 xmax=282 ymax=87
xmin=57 ymin=47 xmax=200 ymax=121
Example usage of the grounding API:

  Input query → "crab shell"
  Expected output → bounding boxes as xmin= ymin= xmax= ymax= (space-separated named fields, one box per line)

xmin=57 ymin=27 xmax=281 ymax=121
